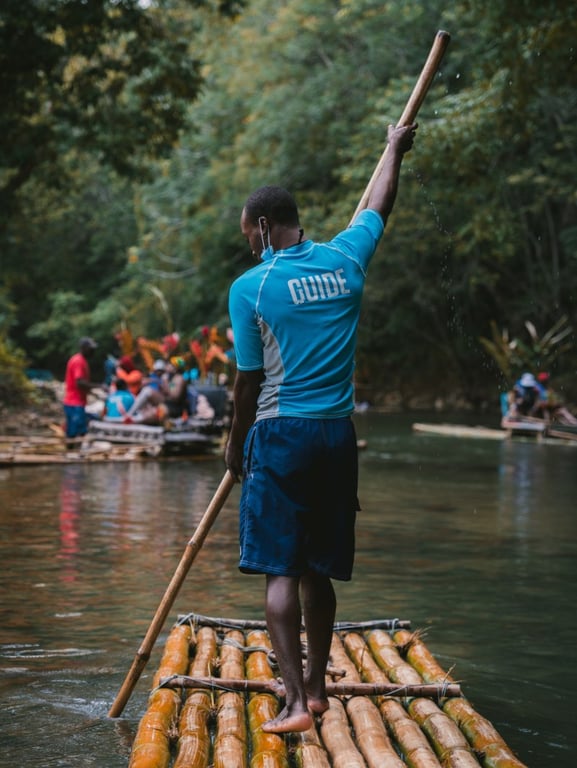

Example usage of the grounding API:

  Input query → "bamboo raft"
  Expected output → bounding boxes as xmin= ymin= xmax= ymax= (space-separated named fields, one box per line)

xmin=128 ymin=613 xmax=527 ymax=768
xmin=0 ymin=424 xmax=225 ymax=466
xmin=0 ymin=433 xmax=162 ymax=465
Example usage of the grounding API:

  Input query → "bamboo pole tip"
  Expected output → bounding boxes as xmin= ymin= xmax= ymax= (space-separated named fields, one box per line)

xmin=436 ymin=29 xmax=451 ymax=41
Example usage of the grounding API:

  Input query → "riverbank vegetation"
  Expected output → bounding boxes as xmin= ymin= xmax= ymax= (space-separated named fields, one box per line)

xmin=1 ymin=0 xmax=576 ymax=409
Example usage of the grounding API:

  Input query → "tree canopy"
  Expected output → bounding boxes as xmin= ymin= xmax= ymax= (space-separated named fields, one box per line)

xmin=1 ymin=0 xmax=240 ymax=211
xmin=1 ymin=0 xmax=576 ymax=407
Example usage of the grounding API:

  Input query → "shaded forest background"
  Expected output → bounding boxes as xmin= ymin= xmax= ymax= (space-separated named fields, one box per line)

xmin=1 ymin=0 xmax=576 ymax=409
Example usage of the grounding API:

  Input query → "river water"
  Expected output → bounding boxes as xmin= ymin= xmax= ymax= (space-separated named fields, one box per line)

xmin=1 ymin=412 xmax=575 ymax=767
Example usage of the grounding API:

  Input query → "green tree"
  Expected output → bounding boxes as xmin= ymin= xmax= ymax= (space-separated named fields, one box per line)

xmin=0 ymin=0 xmax=243 ymax=369
xmin=121 ymin=0 xmax=452 ymax=344
xmin=355 ymin=0 xmax=577 ymax=403
xmin=4 ymin=0 xmax=577 ymax=407
xmin=0 ymin=0 xmax=242 ymax=213
xmin=5 ymin=158 xmax=137 ymax=370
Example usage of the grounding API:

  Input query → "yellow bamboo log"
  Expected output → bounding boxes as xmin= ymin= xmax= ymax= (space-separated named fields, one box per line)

xmin=329 ymin=633 xmax=405 ymax=768
xmin=343 ymin=631 xmax=442 ymax=767
xmin=393 ymin=630 xmax=455 ymax=685
xmin=329 ymin=630 xmax=367 ymax=680
xmin=129 ymin=708 xmax=177 ymax=768
xmin=151 ymin=624 xmax=193 ymax=688
xmin=246 ymin=629 xmax=289 ymax=768
xmin=383 ymin=705 xmax=444 ymax=768
xmin=173 ymin=627 xmax=218 ymax=768
xmin=174 ymin=693 xmax=212 ymax=768
xmin=350 ymin=696 xmax=411 ymax=768
xmin=365 ymin=630 xmax=425 ymax=686
xmin=293 ymin=726 xmax=332 ymax=768
xmin=319 ymin=696 xmax=366 ymax=768
xmin=351 ymin=631 xmax=476 ymax=766
xmin=395 ymin=631 xmax=528 ymax=767
xmin=129 ymin=624 xmax=192 ymax=768
xmin=408 ymin=698 xmax=480 ymax=768
xmin=213 ymin=629 xmax=248 ymax=768
xmin=443 ymin=698 xmax=528 ymax=768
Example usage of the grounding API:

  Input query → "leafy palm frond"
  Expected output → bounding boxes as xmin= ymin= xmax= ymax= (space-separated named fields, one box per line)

xmin=480 ymin=316 xmax=574 ymax=385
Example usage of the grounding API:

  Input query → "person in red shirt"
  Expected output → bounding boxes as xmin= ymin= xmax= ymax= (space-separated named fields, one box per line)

xmin=63 ymin=337 xmax=98 ymax=438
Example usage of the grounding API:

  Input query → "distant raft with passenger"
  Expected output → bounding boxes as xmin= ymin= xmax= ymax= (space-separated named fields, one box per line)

xmin=82 ymin=384 xmax=231 ymax=455
xmin=499 ymin=370 xmax=577 ymax=440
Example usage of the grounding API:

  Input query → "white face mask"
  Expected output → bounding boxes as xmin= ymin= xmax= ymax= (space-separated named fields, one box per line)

xmin=260 ymin=245 xmax=274 ymax=260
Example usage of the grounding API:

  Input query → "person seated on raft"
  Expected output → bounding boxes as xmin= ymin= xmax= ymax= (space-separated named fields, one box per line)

xmin=115 ymin=355 xmax=143 ymax=397
xmin=182 ymin=367 xmax=216 ymax=421
xmin=185 ymin=382 xmax=216 ymax=421
xmin=510 ymin=372 xmax=541 ymax=417
xmin=123 ymin=359 xmax=168 ymax=425
xmin=103 ymin=378 xmax=135 ymax=421
xmin=163 ymin=358 xmax=189 ymax=420
xmin=533 ymin=372 xmax=577 ymax=425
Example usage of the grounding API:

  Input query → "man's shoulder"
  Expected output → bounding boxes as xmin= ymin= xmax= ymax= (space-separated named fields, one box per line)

xmin=345 ymin=208 xmax=384 ymax=236
xmin=67 ymin=352 xmax=84 ymax=368
xmin=230 ymin=264 xmax=266 ymax=295
xmin=322 ymin=209 xmax=384 ymax=264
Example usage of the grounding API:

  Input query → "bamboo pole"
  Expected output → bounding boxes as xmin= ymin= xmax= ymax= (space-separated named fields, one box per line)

xmin=128 ymin=623 xmax=192 ymax=768
xmin=362 ymin=630 xmax=424 ymax=686
xmin=213 ymin=629 xmax=248 ymax=768
xmin=285 ymin=632 xmax=331 ymax=768
xmin=319 ymin=696 xmax=366 ymax=768
xmin=108 ymin=470 xmax=236 ymax=718
xmin=344 ymin=631 xmax=442 ymax=767
xmin=395 ymin=631 xmax=529 ymax=767
xmin=173 ymin=626 xmax=218 ymax=768
xmin=176 ymin=613 xmax=410 ymax=632
xmin=350 ymin=29 xmax=451 ymax=222
xmin=160 ymin=675 xmax=461 ymax=699
xmin=333 ymin=618 xmax=411 ymax=632
xmin=362 ymin=631 xmax=477 ymax=766
xmin=386 ymin=633 xmax=481 ymax=765
xmin=383 ymin=700 xmax=443 ymax=768
xmin=393 ymin=629 xmax=456 ymax=685
xmin=293 ymin=724 xmax=332 ymax=768
xmin=329 ymin=633 xmax=405 ymax=768
xmin=442 ymin=698 xmax=529 ymax=768
xmin=246 ymin=629 xmax=290 ymax=768
xmin=408 ymin=697 xmax=480 ymax=768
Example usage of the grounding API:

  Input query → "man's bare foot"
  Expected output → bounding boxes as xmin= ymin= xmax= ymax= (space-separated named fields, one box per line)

xmin=304 ymin=678 xmax=330 ymax=715
xmin=307 ymin=696 xmax=330 ymax=715
xmin=261 ymin=706 xmax=313 ymax=733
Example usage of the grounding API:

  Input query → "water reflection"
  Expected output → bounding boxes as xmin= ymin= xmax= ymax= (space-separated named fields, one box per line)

xmin=59 ymin=466 xmax=82 ymax=583
xmin=1 ymin=415 xmax=576 ymax=767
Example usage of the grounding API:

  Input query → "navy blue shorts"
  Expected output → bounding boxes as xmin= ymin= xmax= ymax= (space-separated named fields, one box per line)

xmin=64 ymin=405 xmax=88 ymax=438
xmin=238 ymin=417 xmax=359 ymax=581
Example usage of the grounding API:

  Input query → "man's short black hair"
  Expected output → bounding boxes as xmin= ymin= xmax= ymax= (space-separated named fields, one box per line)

xmin=243 ymin=185 xmax=300 ymax=227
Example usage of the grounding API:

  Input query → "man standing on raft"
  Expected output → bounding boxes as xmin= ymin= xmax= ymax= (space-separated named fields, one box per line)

xmin=225 ymin=123 xmax=417 ymax=733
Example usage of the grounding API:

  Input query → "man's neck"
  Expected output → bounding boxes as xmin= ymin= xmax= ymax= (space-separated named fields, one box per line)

xmin=273 ymin=225 xmax=303 ymax=250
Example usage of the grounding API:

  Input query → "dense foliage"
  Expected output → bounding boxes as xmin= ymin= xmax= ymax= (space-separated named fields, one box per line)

xmin=1 ymin=0 xmax=576 ymax=407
